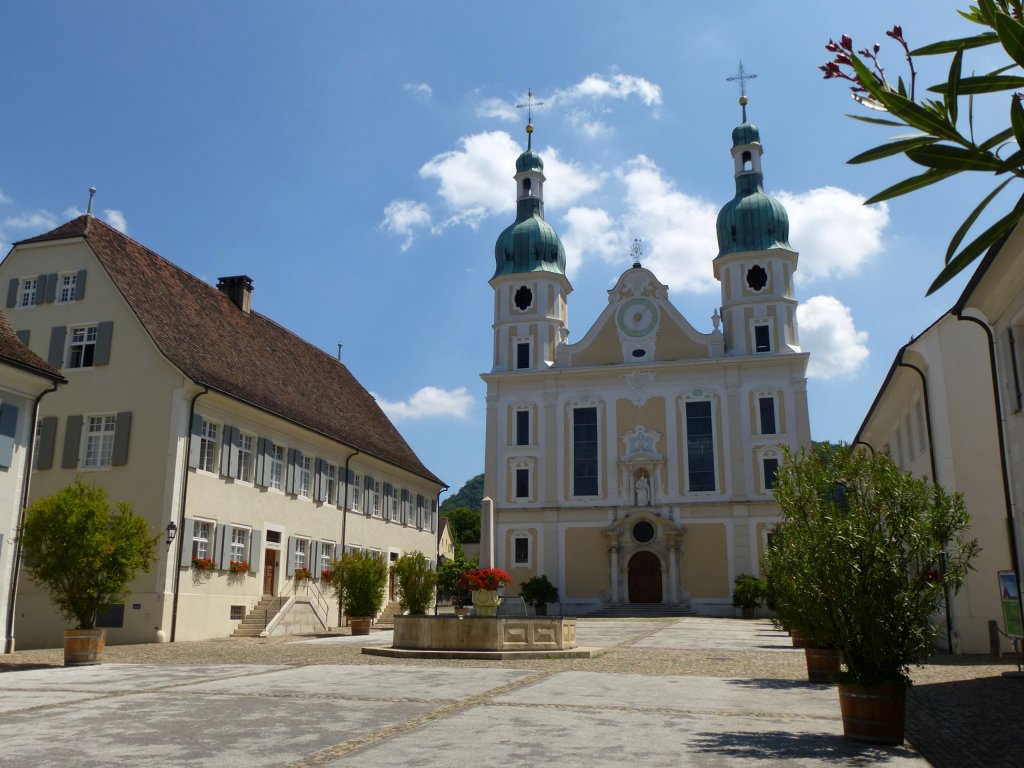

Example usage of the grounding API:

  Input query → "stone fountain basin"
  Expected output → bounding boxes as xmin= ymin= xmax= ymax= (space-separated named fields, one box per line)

xmin=393 ymin=615 xmax=577 ymax=651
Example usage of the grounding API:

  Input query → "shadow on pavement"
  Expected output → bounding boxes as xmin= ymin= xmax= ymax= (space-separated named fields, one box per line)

xmin=907 ymin=675 xmax=1023 ymax=768
xmin=689 ymin=730 xmax=918 ymax=763
xmin=723 ymin=677 xmax=827 ymax=690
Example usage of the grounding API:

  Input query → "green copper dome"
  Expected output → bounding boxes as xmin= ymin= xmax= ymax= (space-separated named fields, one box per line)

xmin=493 ymin=197 xmax=566 ymax=277
xmin=516 ymin=149 xmax=544 ymax=174
xmin=716 ymin=118 xmax=791 ymax=257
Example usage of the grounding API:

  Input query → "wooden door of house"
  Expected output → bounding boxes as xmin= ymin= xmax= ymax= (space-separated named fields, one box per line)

xmin=263 ymin=549 xmax=277 ymax=596
xmin=628 ymin=551 xmax=663 ymax=603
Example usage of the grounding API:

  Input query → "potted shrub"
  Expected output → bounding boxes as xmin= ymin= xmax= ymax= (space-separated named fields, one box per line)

xmin=328 ymin=550 xmax=388 ymax=635
xmin=774 ymin=445 xmax=977 ymax=744
xmin=18 ymin=481 xmax=158 ymax=665
xmin=390 ymin=551 xmax=437 ymax=615
xmin=460 ymin=567 xmax=512 ymax=616
xmin=731 ymin=574 xmax=765 ymax=619
xmin=436 ymin=551 xmax=477 ymax=615
xmin=518 ymin=575 xmax=559 ymax=616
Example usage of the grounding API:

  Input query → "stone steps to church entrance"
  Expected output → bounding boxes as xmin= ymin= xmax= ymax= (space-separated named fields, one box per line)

xmin=585 ymin=605 xmax=696 ymax=619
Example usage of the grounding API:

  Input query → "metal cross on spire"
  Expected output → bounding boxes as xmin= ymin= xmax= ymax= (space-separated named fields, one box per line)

xmin=516 ymin=89 xmax=545 ymax=149
xmin=631 ymin=238 xmax=643 ymax=268
xmin=727 ymin=61 xmax=757 ymax=120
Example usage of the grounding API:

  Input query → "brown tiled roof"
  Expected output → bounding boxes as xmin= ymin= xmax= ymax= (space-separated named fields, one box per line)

xmin=0 ymin=309 xmax=64 ymax=382
xmin=18 ymin=216 xmax=442 ymax=485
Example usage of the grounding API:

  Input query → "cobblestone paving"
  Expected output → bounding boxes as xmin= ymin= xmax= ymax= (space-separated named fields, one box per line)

xmin=2 ymin=618 xmax=1020 ymax=766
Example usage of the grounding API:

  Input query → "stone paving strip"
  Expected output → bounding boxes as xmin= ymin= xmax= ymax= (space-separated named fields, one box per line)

xmin=0 ymin=618 xmax=1018 ymax=767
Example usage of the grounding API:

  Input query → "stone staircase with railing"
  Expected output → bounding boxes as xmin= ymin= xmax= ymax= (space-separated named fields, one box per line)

xmin=369 ymin=600 xmax=403 ymax=628
xmin=231 ymin=596 xmax=288 ymax=637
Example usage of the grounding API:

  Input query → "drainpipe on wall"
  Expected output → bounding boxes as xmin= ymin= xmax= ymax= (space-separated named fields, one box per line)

xmin=955 ymin=312 xmax=1024 ymax=598
xmin=4 ymin=380 xmax=60 ymax=654
xmin=169 ymin=386 xmax=208 ymax=643
xmin=894 ymin=350 xmax=952 ymax=651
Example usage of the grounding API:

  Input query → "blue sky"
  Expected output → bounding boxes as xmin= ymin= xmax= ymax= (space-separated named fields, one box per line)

xmin=1 ymin=3 xmax=1004 ymax=497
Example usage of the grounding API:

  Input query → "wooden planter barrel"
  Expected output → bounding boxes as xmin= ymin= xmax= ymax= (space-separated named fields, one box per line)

xmin=64 ymin=629 xmax=105 ymax=666
xmin=804 ymin=647 xmax=841 ymax=683
xmin=838 ymin=684 xmax=906 ymax=745
xmin=790 ymin=629 xmax=809 ymax=648
xmin=349 ymin=618 xmax=371 ymax=635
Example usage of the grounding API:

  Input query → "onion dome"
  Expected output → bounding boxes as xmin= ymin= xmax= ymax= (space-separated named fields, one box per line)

xmin=716 ymin=99 xmax=792 ymax=257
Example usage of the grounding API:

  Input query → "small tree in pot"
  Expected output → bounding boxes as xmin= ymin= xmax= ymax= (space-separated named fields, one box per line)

xmin=774 ymin=444 xmax=977 ymax=744
xmin=731 ymin=574 xmax=765 ymax=619
xmin=327 ymin=550 xmax=388 ymax=635
xmin=18 ymin=481 xmax=158 ymax=664
xmin=391 ymin=551 xmax=437 ymax=615
xmin=518 ymin=575 xmax=559 ymax=616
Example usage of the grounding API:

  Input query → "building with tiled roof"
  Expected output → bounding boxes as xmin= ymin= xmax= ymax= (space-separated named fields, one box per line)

xmin=0 ymin=311 xmax=64 ymax=653
xmin=3 ymin=215 xmax=443 ymax=648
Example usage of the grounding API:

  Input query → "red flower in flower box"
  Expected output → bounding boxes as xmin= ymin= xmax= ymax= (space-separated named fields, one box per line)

xmin=460 ymin=568 xmax=512 ymax=591
xmin=229 ymin=560 xmax=250 ymax=574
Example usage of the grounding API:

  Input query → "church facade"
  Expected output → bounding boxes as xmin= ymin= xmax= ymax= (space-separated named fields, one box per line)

xmin=483 ymin=108 xmax=812 ymax=615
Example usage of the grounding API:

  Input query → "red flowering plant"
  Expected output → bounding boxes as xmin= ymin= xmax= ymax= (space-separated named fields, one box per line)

xmin=460 ymin=568 xmax=512 ymax=592
xmin=191 ymin=556 xmax=215 ymax=572
xmin=293 ymin=567 xmax=311 ymax=582
xmin=229 ymin=560 xmax=249 ymax=575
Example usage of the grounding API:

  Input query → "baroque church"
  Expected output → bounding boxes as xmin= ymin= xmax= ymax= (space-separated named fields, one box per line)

xmin=483 ymin=99 xmax=812 ymax=615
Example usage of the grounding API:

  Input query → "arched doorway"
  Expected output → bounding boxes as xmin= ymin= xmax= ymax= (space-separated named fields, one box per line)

xmin=628 ymin=551 xmax=662 ymax=603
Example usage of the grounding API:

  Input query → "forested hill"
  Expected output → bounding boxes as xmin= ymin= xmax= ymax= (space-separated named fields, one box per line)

xmin=441 ymin=473 xmax=483 ymax=514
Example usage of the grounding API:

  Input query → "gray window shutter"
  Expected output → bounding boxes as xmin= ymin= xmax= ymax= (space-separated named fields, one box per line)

xmin=286 ymin=536 xmax=296 ymax=577
xmin=74 ymin=269 xmax=87 ymax=300
xmin=36 ymin=416 xmax=57 ymax=470
xmin=364 ymin=474 xmax=374 ymax=515
xmin=217 ymin=523 xmax=230 ymax=569
xmin=255 ymin=437 xmax=270 ymax=487
xmin=286 ymin=449 xmax=299 ymax=495
xmin=229 ymin=428 xmax=241 ymax=477
xmin=32 ymin=275 xmax=46 ymax=306
xmin=179 ymin=518 xmax=194 ymax=568
xmin=111 ymin=411 xmax=132 ymax=466
xmin=94 ymin=321 xmax=114 ymax=366
xmin=250 ymin=530 xmax=261 ymax=571
xmin=14 ymin=330 xmax=28 ymax=346
xmin=220 ymin=426 xmax=236 ymax=477
xmin=43 ymin=273 xmax=58 ymax=303
xmin=311 ymin=541 xmax=321 ymax=575
xmin=6 ymin=279 xmax=18 ymax=308
xmin=47 ymin=326 xmax=66 ymax=368
xmin=188 ymin=413 xmax=203 ymax=468
xmin=0 ymin=403 xmax=18 ymax=468
xmin=62 ymin=415 xmax=83 ymax=468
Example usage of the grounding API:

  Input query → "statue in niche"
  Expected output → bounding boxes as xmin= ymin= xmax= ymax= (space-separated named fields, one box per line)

xmin=634 ymin=471 xmax=651 ymax=507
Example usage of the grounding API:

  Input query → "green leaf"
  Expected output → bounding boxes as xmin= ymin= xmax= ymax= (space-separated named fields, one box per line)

xmin=897 ymin=76 xmax=908 ymax=98
xmin=864 ymin=169 xmax=958 ymax=205
xmin=848 ymin=136 xmax=937 ymax=164
xmin=944 ymin=177 xmax=1013 ymax=261
xmin=846 ymin=114 xmax=906 ymax=127
xmin=905 ymin=144 xmax=1004 ymax=170
xmin=928 ymin=74 xmax=1024 ymax=95
xmin=868 ymin=85 xmax=964 ymax=142
xmin=995 ymin=12 xmax=1024 ymax=69
xmin=1012 ymin=96 xmax=1024 ymax=150
xmin=928 ymin=206 xmax=1024 ymax=294
xmin=948 ymin=48 xmax=963 ymax=126
xmin=913 ymin=33 xmax=999 ymax=55
xmin=997 ymin=147 xmax=1024 ymax=171
xmin=978 ymin=0 xmax=998 ymax=27
xmin=979 ymin=126 xmax=1015 ymax=151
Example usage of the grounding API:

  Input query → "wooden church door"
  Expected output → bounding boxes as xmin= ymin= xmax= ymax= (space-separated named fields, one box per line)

xmin=628 ymin=551 xmax=663 ymax=603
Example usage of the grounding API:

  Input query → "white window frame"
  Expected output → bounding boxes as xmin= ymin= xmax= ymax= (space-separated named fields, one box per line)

xmin=230 ymin=526 xmax=248 ymax=563
xmin=325 ymin=463 xmax=336 ymax=505
xmin=68 ymin=325 xmax=99 ymax=369
xmin=759 ymin=447 xmax=782 ymax=493
xmin=192 ymin=519 xmax=213 ymax=560
xmin=512 ymin=532 xmax=531 ymax=568
xmin=58 ymin=272 xmax=78 ymax=303
xmin=18 ymin=277 xmax=37 ymax=308
xmin=371 ymin=479 xmax=381 ymax=517
xmin=320 ymin=541 xmax=335 ymax=575
xmin=294 ymin=537 xmax=309 ymax=571
xmin=350 ymin=472 xmax=361 ymax=512
xmin=298 ymin=455 xmax=311 ymax=498
xmin=82 ymin=414 xmax=116 ymax=469
xmin=199 ymin=420 xmax=219 ymax=473
xmin=269 ymin=444 xmax=284 ymax=490
xmin=236 ymin=432 xmax=254 ymax=482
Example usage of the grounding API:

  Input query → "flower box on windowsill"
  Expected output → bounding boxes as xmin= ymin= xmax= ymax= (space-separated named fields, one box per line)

xmin=293 ymin=567 xmax=311 ymax=582
xmin=229 ymin=561 xmax=250 ymax=575
xmin=191 ymin=557 xmax=216 ymax=572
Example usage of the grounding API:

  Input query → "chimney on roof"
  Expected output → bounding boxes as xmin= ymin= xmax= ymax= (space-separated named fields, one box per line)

xmin=217 ymin=275 xmax=254 ymax=315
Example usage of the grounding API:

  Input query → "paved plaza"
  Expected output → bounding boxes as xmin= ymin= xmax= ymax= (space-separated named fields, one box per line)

xmin=0 ymin=617 xmax=1018 ymax=767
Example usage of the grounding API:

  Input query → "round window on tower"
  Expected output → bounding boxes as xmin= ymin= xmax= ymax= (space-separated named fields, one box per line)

xmin=632 ymin=520 xmax=655 ymax=544
xmin=514 ymin=286 xmax=533 ymax=311
xmin=746 ymin=265 xmax=768 ymax=292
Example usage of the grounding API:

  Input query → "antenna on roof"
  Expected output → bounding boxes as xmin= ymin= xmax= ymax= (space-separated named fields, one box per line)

xmin=337 ymin=341 xmax=343 ymax=362
xmin=86 ymin=187 xmax=97 ymax=217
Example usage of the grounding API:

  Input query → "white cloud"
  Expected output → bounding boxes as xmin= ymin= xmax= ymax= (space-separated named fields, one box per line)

xmin=0 ymin=190 xmax=10 ymax=204
xmin=566 ymin=109 xmax=612 ymax=139
xmin=3 ymin=210 xmax=57 ymax=232
xmin=64 ymin=206 xmax=84 ymax=219
xmin=776 ymin=187 xmax=889 ymax=282
xmin=561 ymin=206 xmax=626 ymax=279
xmin=381 ymin=199 xmax=432 ymax=251
xmin=373 ymin=386 xmax=474 ymax=421
xmin=103 ymin=209 xmax=128 ymax=233
xmin=618 ymin=156 xmax=720 ymax=293
xmin=797 ymin=295 xmax=870 ymax=379
xmin=404 ymin=82 xmax=433 ymax=99
xmin=475 ymin=98 xmax=518 ymax=122
xmin=554 ymin=74 xmax=662 ymax=107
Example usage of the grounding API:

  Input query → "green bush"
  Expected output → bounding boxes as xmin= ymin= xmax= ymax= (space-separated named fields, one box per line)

xmin=731 ymin=574 xmax=766 ymax=610
xmin=328 ymin=550 xmax=388 ymax=618
xmin=391 ymin=551 xmax=436 ymax=614
xmin=436 ymin=550 xmax=477 ymax=607
xmin=19 ymin=481 xmax=158 ymax=630
xmin=518 ymin=575 xmax=559 ymax=611
xmin=771 ymin=444 xmax=977 ymax=686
